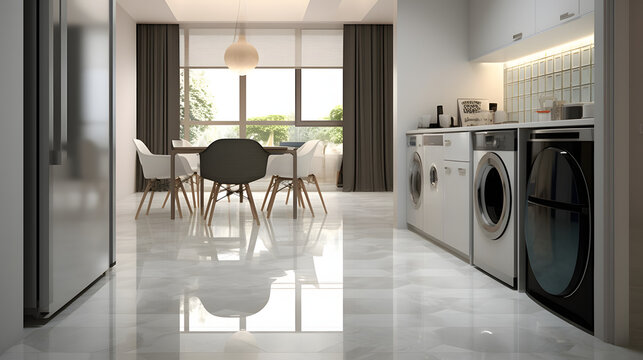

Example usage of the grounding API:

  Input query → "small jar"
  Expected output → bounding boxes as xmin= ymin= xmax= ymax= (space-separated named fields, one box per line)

xmin=536 ymin=110 xmax=551 ymax=122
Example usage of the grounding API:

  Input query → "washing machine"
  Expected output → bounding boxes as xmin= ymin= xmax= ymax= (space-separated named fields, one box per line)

xmin=423 ymin=135 xmax=444 ymax=241
xmin=524 ymin=127 xmax=594 ymax=333
xmin=472 ymin=130 xmax=517 ymax=288
xmin=406 ymin=134 xmax=424 ymax=231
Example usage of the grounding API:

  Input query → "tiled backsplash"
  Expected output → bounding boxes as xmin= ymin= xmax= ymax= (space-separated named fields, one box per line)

xmin=504 ymin=43 xmax=595 ymax=123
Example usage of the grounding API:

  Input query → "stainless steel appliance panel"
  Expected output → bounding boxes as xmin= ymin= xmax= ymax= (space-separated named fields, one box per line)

xmin=24 ymin=0 xmax=111 ymax=317
xmin=47 ymin=0 xmax=111 ymax=315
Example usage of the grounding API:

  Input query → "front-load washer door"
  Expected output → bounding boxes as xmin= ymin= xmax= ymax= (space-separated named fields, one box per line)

xmin=409 ymin=152 xmax=423 ymax=208
xmin=525 ymin=147 xmax=592 ymax=297
xmin=474 ymin=152 xmax=511 ymax=240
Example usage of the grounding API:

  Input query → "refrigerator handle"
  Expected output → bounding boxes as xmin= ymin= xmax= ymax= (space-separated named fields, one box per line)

xmin=51 ymin=0 xmax=67 ymax=165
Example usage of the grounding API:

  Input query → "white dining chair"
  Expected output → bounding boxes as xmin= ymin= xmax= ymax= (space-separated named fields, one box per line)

xmin=133 ymin=139 xmax=194 ymax=219
xmin=261 ymin=140 xmax=327 ymax=217
xmin=178 ymin=139 xmax=201 ymax=208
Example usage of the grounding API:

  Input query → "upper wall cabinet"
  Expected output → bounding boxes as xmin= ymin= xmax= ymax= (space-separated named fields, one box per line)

xmin=469 ymin=0 xmax=535 ymax=61
xmin=469 ymin=0 xmax=594 ymax=62
xmin=580 ymin=0 xmax=594 ymax=15
xmin=535 ymin=0 xmax=580 ymax=33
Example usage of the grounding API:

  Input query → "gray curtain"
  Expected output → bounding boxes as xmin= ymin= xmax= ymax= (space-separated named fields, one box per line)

xmin=136 ymin=24 xmax=180 ymax=191
xmin=343 ymin=24 xmax=393 ymax=192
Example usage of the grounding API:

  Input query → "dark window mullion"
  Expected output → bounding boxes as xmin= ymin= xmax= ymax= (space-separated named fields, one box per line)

xmin=183 ymin=28 xmax=191 ymax=140
xmin=295 ymin=68 xmax=302 ymax=126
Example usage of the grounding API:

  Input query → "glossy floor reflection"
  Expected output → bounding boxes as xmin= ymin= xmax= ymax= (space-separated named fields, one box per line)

xmin=2 ymin=191 xmax=642 ymax=359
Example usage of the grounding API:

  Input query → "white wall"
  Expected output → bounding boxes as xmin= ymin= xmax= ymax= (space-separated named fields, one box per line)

xmin=394 ymin=0 xmax=504 ymax=227
xmin=0 ymin=0 xmax=24 ymax=354
xmin=115 ymin=4 xmax=137 ymax=199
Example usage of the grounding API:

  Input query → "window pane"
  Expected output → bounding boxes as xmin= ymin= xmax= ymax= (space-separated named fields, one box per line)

xmin=288 ymin=127 xmax=343 ymax=144
xmin=246 ymin=126 xmax=342 ymax=147
xmin=246 ymin=69 xmax=295 ymax=121
xmin=180 ymin=69 xmax=185 ymax=122
xmin=246 ymin=125 xmax=342 ymax=184
xmin=301 ymin=69 xmax=343 ymax=121
xmin=190 ymin=125 xmax=239 ymax=146
xmin=189 ymin=69 xmax=239 ymax=122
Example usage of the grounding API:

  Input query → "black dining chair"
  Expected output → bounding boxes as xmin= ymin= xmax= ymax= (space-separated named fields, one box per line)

xmin=200 ymin=139 xmax=270 ymax=226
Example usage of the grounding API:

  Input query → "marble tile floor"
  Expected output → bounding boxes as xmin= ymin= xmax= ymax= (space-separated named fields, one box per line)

xmin=2 ymin=190 xmax=642 ymax=360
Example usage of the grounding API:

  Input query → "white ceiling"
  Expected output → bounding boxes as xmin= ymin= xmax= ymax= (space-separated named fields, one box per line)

xmin=116 ymin=0 xmax=395 ymax=24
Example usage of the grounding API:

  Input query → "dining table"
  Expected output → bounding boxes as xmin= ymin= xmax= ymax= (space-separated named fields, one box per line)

xmin=169 ymin=140 xmax=299 ymax=220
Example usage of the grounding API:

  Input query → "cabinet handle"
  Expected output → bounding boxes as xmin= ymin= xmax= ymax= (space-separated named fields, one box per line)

xmin=444 ymin=139 xmax=452 ymax=146
xmin=458 ymin=168 xmax=466 ymax=176
xmin=512 ymin=32 xmax=523 ymax=41
xmin=560 ymin=12 xmax=575 ymax=21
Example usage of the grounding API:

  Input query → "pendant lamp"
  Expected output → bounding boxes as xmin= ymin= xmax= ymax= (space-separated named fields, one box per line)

xmin=224 ymin=0 xmax=258 ymax=75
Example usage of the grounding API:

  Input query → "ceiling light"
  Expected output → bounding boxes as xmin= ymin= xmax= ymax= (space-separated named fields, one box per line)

xmin=225 ymin=34 xmax=259 ymax=75
xmin=224 ymin=0 xmax=259 ymax=75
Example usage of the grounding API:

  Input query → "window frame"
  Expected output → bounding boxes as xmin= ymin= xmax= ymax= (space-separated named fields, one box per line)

xmin=180 ymin=28 xmax=343 ymax=142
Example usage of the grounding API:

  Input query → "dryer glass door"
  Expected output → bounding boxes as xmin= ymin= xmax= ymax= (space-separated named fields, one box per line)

xmin=409 ymin=152 xmax=423 ymax=207
xmin=525 ymin=147 xmax=591 ymax=297
xmin=474 ymin=152 xmax=511 ymax=239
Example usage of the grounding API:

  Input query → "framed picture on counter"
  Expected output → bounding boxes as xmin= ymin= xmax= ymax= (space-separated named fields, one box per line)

xmin=457 ymin=98 xmax=492 ymax=126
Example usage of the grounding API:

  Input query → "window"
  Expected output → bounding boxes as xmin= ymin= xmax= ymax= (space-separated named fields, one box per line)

xmin=181 ymin=69 xmax=240 ymax=145
xmin=189 ymin=69 xmax=239 ymax=122
xmin=180 ymin=28 xmax=344 ymax=179
xmin=301 ymin=69 xmax=343 ymax=122
xmin=246 ymin=69 xmax=295 ymax=122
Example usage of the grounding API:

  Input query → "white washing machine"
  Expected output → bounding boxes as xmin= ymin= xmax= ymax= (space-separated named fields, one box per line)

xmin=423 ymin=135 xmax=444 ymax=241
xmin=406 ymin=134 xmax=424 ymax=231
xmin=472 ymin=130 xmax=517 ymax=288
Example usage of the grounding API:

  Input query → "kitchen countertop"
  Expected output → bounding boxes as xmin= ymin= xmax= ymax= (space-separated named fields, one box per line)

xmin=406 ymin=118 xmax=595 ymax=135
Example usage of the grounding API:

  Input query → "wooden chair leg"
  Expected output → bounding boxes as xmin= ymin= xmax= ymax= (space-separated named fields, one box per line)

xmin=227 ymin=186 xmax=231 ymax=203
xmin=190 ymin=174 xmax=197 ymax=209
xmin=239 ymin=185 xmax=244 ymax=203
xmin=266 ymin=178 xmax=282 ymax=218
xmin=179 ymin=178 xmax=193 ymax=214
xmin=146 ymin=181 xmax=156 ymax=215
xmin=261 ymin=176 xmax=276 ymax=211
xmin=161 ymin=189 xmax=171 ymax=208
xmin=285 ymin=187 xmax=291 ymax=205
xmin=311 ymin=175 xmax=327 ymax=214
xmin=244 ymin=184 xmax=260 ymax=225
xmin=135 ymin=180 xmax=152 ymax=220
xmin=204 ymin=185 xmax=216 ymax=220
xmin=175 ymin=188 xmax=183 ymax=219
xmin=208 ymin=183 xmax=222 ymax=226
xmin=300 ymin=179 xmax=314 ymax=217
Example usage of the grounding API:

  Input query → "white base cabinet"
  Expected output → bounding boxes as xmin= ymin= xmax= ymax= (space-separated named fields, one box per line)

xmin=443 ymin=160 xmax=471 ymax=258
xmin=441 ymin=133 xmax=472 ymax=259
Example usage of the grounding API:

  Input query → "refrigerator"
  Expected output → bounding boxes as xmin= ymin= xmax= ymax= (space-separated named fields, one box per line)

xmin=24 ymin=0 xmax=114 ymax=318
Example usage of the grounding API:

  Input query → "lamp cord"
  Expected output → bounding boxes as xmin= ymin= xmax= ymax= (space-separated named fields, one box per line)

xmin=233 ymin=0 xmax=241 ymax=42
